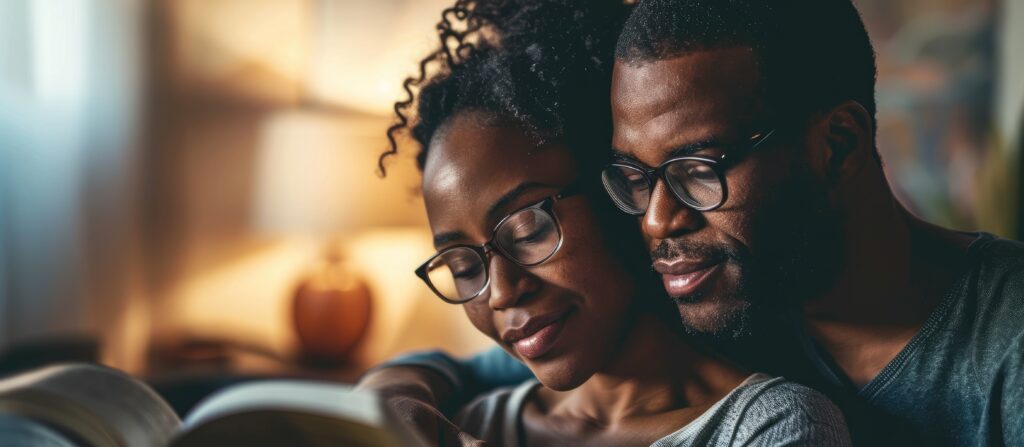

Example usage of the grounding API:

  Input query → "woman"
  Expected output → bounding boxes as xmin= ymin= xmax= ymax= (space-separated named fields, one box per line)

xmin=379 ymin=0 xmax=851 ymax=445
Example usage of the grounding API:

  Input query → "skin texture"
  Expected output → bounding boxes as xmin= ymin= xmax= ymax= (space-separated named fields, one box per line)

xmin=422 ymin=112 xmax=747 ymax=445
xmin=611 ymin=48 xmax=975 ymax=386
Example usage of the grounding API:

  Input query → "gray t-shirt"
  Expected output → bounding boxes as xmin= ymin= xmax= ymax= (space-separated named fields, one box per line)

xmin=800 ymin=233 xmax=1024 ymax=445
xmin=454 ymin=374 xmax=850 ymax=446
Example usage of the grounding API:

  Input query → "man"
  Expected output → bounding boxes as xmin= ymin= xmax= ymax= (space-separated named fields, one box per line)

xmin=361 ymin=0 xmax=1023 ymax=445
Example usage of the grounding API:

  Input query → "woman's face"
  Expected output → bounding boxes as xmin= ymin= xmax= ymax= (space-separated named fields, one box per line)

xmin=421 ymin=113 xmax=637 ymax=391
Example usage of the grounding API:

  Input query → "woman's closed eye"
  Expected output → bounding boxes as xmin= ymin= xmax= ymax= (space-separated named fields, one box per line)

xmin=512 ymin=220 xmax=552 ymax=244
xmin=449 ymin=257 xmax=483 ymax=279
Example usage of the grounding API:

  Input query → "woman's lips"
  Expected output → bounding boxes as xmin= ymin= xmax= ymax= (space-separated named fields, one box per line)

xmin=510 ymin=312 xmax=571 ymax=360
xmin=659 ymin=262 xmax=723 ymax=298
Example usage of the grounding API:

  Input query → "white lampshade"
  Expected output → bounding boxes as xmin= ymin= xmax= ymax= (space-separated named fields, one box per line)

xmin=251 ymin=109 xmax=425 ymax=237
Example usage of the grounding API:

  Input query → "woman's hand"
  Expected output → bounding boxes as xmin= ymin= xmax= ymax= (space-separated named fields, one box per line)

xmin=357 ymin=366 xmax=485 ymax=446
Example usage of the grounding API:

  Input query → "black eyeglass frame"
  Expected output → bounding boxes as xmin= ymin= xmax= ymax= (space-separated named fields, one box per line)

xmin=415 ymin=183 xmax=584 ymax=304
xmin=604 ymin=129 xmax=777 ymax=215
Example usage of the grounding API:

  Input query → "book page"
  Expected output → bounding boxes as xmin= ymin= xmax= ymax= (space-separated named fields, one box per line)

xmin=175 ymin=380 xmax=423 ymax=447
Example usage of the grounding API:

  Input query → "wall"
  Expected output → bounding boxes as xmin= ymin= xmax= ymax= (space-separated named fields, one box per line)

xmin=997 ymin=0 xmax=1024 ymax=147
xmin=141 ymin=0 xmax=492 ymax=369
xmin=1003 ymin=0 xmax=1024 ymax=238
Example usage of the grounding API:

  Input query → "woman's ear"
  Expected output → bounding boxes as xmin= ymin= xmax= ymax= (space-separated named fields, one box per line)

xmin=823 ymin=100 xmax=874 ymax=185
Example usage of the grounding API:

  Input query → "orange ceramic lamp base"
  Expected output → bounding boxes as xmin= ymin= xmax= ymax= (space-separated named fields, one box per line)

xmin=292 ymin=259 xmax=372 ymax=365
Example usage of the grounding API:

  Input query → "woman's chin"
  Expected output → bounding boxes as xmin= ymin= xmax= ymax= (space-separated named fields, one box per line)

xmin=530 ymin=356 xmax=593 ymax=391
xmin=540 ymin=378 xmax=583 ymax=392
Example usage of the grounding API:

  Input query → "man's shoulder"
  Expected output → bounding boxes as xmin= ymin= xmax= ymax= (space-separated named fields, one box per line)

xmin=966 ymin=234 xmax=1024 ymax=325
xmin=973 ymin=234 xmax=1024 ymax=270
xmin=948 ymin=234 xmax=1024 ymax=371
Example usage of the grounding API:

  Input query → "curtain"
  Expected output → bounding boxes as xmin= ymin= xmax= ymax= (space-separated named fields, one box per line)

xmin=0 ymin=0 xmax=147 ymax=370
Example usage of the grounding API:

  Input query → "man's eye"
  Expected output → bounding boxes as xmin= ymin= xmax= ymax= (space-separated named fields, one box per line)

xmin=687 ymin=165 xmax=717 ymax=182
xmin=626 ymin=175 xmax=649 ymax=189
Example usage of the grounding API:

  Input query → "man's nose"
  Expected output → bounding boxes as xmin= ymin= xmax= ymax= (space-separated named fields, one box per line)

xmin=642 ymin=180 xmax=705 ymax=240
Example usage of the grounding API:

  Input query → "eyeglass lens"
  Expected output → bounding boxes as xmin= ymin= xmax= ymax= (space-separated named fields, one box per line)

xmin=602 ymin=159 xmax=723 ymax=214
xmin=424 ymin=206 xmax=561 ymax=302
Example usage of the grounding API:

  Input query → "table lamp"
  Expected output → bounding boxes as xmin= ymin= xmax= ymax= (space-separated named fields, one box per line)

xmin=252 ymin=109 xmax=417 ymax=365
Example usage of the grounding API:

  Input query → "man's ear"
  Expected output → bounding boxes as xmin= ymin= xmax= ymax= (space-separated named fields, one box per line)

xmin=823 ymin=101 xmax=874 ymax=184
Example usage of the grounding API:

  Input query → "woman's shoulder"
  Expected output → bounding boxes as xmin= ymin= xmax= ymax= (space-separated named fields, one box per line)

xmin=732 ymin=373 xmax=836 ymax=408
xmin=452 ymin=379 xmax=540 ymax=446
xmin=716 ymin=373 xmax=852 ymax=446
xmin=654 ymin=374 xmax=850 ymax=447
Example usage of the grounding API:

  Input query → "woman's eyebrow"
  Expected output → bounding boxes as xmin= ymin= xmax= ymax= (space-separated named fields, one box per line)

xmin=485 ymin=181 xmax=556 ymax=222
xmin=432 ymin=181 xmax=555 ymax=247
xmin=433 ymin=231 xmax=468 ymax=248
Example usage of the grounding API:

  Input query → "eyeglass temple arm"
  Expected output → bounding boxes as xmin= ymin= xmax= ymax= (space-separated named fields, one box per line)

xmin=750 ymin=128 xmax=777 ymax=149
xmin=720 ymin=128 xmax=777 ymax=164
xmin=554 ymin=180 xmax=588 ymax=201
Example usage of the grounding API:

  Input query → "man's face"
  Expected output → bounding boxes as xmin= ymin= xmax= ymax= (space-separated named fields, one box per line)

xmin=610 ymin=48 xmax=843 ymax=338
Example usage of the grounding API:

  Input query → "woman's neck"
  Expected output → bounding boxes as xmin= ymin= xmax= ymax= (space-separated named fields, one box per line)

xmin=539 ymin=312 xmax=748 ymax=424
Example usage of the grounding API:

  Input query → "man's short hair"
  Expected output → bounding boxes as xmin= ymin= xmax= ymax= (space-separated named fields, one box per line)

xmin=617 ymin=0 xmax=878 ymax=147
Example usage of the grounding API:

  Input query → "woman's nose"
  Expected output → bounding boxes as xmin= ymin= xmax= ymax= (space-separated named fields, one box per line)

xmin=486 ymin=254 xmax=541 ymax=310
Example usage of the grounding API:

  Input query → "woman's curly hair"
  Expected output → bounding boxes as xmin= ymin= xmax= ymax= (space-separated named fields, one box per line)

xmin=379 ymin=0 xmax=633 ymax=176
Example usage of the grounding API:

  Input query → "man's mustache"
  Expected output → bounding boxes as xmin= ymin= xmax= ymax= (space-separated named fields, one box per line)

xmin=650 ymin=239 xmax=741 ymax=265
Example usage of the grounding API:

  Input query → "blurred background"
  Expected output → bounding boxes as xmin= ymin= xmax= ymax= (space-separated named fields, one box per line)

xmin=0 ymin=0 xmax=1021 ymax=409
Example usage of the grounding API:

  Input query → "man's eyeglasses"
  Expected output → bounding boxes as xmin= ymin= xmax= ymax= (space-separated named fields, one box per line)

xmin=416 ymin=184 xmax=582 ymax=304
xmin=601 ymin=129 xmax=776 ymax=214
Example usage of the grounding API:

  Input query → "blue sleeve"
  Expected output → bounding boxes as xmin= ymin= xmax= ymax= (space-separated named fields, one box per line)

xmin=462 ymin=346 xmax=534 ymax=392
xmin=374 ymin=347 xmax=534 ymax=412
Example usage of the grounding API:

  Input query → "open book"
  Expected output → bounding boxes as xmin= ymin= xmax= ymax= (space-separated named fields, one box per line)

xmin=0 ymin=363 xmax=425 ymax=447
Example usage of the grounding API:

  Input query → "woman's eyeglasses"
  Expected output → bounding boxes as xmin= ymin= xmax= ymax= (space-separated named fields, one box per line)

xmin=416 ymin=184 xmax=582 ymax=304
xmin=601 ymin=129 xmax=776 ymax=214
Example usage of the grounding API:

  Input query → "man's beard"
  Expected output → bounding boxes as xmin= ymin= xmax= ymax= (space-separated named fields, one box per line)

xmin=651 ymin=236 xmax=755 ymax=339
xmin=651 ymin=170 xmax=844 ymax=341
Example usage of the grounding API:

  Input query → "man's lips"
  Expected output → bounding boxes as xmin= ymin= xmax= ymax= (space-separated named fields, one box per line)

xmin=501 ymin=309 xmax=572 ymax=360
xmin=654 ymin=259 xmax=724 ymax=298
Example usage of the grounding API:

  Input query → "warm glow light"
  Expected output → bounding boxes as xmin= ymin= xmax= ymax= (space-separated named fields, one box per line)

xmin=169 ymin=0 xmax=463 ymax=112
xmin=102 ymin=290 xmax=152 ymax=374
xmin=169 ymin=238 xmax=320 ymax=355
xmin=345 ymin=229 xmax=494 ymax=364
xmin=167 ymin=230 xmax=492 ymax=365
xmin=307 ymin=0 xmax=456 ymax=115
xmin=174 ymin=0 xmax=309 ymax=102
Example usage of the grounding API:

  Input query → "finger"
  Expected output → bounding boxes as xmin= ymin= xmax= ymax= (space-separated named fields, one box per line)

xmin=457 ymin=431 xmax=487 ymax=446
xmin=387 ymin=396 xmax=443 ymax=442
